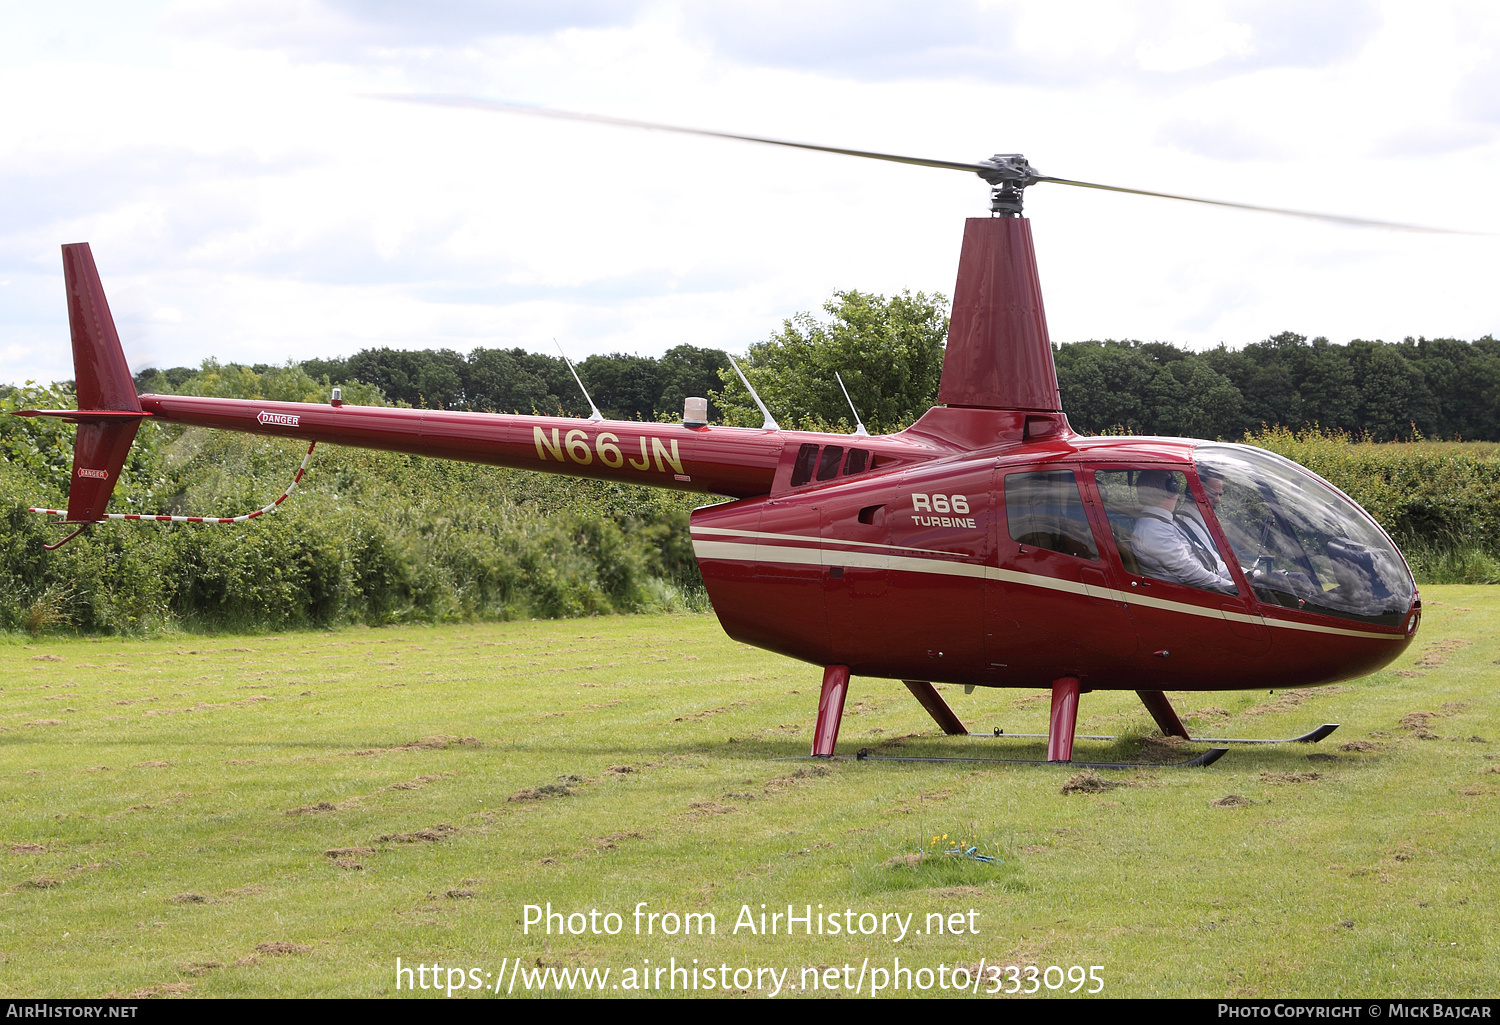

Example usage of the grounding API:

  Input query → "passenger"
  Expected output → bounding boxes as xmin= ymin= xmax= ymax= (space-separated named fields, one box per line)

xmin=1131 ymin=469 xmax=1236 ymax=593
xmin=1177 ymin=468 xmax=1233 ymax=578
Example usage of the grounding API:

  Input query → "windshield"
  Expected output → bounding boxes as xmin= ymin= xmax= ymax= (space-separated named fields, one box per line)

xmin=1193 ymin=443 xmax=1414 ymax=626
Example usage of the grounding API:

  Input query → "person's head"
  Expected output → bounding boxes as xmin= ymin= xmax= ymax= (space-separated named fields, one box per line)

xmin=1198 ymin=468 xmax=1225 ymax=508
xmin=1136 ymin=469 xmax=1181 ymax=510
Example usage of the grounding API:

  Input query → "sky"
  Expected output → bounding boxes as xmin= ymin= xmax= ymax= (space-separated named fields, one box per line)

xmin=1 ymin=0 xmax=1497 ymax=385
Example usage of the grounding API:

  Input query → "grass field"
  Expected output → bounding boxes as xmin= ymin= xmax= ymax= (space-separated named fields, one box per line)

xmin=2 ymin=589 xmax=1497 ymax=999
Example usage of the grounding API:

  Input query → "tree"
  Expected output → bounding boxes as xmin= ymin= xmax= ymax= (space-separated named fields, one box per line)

xmin=120 ymin=325 xmax=1500 ymax=441
xmin=164 ymin=358 xmax=384 ymax=405
xmin=464 ymin=347 xmax=580 ymax=416
xmin=1055 ymin=341 xmax=1154 ymax=433
xmin=576 ymin=353 xmax=664 ymax=421
xmin=1148 ymin=359 xmax=1244 ymax=439
xmin=715 ymin=290 xmax=947 ymax=433
xmin=656 ymin=344 xmax=731 ymax=422
xmin=1297 ymin=340 xmax=1360 ymax=432
xmin=1351 ymin=342 xmax=1428 ymax=440
xmin=344 ymin=348 xmax=467 ymax=410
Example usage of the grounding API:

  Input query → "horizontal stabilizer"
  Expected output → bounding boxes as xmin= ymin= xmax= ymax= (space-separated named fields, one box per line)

xmin=13 ymin=409 xmax=151 ymax=423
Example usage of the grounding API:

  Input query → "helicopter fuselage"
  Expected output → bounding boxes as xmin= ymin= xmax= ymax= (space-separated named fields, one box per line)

xmin=133 ymin=393 xmax=1419 ymax=696
xmin=693 ymin=416 xmax=1417 ymax=694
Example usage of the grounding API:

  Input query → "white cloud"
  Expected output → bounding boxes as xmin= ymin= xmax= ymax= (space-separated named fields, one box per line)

xmin=0 ymin=0 xmax=1496 ymax=388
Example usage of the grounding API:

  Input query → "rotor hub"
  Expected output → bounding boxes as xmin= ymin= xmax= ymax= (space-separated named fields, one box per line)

xmin=977 ymin=154 xmax=1040 ymax=217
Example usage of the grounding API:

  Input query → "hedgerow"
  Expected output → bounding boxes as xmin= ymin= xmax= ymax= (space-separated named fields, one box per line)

xmin=5 ymin=389 xmax=1500 ymax=636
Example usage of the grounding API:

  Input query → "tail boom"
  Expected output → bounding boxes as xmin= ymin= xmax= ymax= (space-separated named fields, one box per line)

xmin=138 ymin=394 xmax=786 ymax=499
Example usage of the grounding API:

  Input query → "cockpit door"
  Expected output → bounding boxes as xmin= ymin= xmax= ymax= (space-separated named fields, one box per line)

xmin=885 ymin=459 xmax=990 ymax=680
xmin=1091 ymin=466 xmax=1270 ymax=659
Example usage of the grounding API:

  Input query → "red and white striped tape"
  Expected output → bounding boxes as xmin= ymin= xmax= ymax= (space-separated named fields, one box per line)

xmin=30 ymin=442 xmax=316 ymax=524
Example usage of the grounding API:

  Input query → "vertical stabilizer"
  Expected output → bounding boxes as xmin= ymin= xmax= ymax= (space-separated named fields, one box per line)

xmin=63 ymin=243 xmax=141 ymax=413
xmin=60 ymin=244 xmax=143 ymax=522
xmin=937 ymin=217 xmax=1061 ymax=412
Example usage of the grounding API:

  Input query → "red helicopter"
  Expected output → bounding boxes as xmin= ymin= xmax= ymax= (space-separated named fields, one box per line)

xmin=20 ymin=103 xmax=1434 ymax=766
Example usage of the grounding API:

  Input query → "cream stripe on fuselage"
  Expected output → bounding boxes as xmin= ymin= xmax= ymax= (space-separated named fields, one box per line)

xmin=690 ymin=525 xmax=962 ymax=558
xmin=689 ymin=532 xmax=1405 ymax=642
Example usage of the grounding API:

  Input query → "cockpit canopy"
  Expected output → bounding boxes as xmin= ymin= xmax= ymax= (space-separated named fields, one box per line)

xmin=1194 ymin=443 xmax=1414 ymax=626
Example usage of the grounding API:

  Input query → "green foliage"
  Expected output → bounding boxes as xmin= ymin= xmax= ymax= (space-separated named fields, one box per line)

xmin=1401 ymin=545 xmax=1500 ymax=586
xmin=137 ymin=360 xmax=386 ymax=406
xmin=8 ymin=399 xmax=1500 ymax=638
xmin=1061 ymin=332 xmax=1500 ymax=442
xmin=295 ymin=345 xmax=733 ymax=421
xmin=713 ymin=290 xmax=948 ymax=433
xmin=14 ymin=304 xmax=1500 ymax=636
xmin=131 ymin=327 xmax=1500 ymax=442
xmin=0 ymin=416 xmax=710 ymax=636
xmin=1246 ymin=426 xmax=1500 ymax=555
xmin=0 ymin=382 xmax=79 ymax=495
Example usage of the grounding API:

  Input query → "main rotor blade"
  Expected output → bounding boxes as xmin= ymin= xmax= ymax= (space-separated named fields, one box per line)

xmin=376 ymin=93 xmax=991 ymax=175
xmin=376 ymin=94 xmax=1481 ymax=235
xmin=1036 ymin=176 xmax=1478 ymax=235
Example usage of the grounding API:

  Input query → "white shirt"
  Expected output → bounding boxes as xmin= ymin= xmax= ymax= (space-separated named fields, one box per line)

xmin=1177 ymin=507 xmax=1232 ymax=577
xmin=1132 ymin=506 xmax=1237 ymax=593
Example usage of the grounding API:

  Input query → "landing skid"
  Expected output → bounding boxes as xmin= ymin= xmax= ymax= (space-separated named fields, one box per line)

xmin=855 ymin=746 xmax=1230 ymax=769
xmin=972 ymin=723 xmax=1339 ymax=745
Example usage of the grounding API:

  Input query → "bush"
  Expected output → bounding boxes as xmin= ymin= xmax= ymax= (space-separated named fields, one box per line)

xmin=0 ymin=415 xmax=710 ymax=636
xmin=1246 ymin=427 xmax=1500 ymax=583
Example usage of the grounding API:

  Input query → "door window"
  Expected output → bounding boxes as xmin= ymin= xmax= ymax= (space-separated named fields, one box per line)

xmin=816 ymin=445 xmax=845 ymax=481
xmin=1094 ymin=468 xmax=1237 ymax=595
xmin=1004 ymin=470 xmax=1098 ymax=560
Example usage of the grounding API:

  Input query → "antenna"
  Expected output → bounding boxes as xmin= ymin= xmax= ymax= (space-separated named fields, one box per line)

xmin=727 ymin=354 xmax=779 ymax=431
xmin=834 ymin=371 xmax=868 ymax=436
xmin=554 ymin=338 xmax=603 ymax=421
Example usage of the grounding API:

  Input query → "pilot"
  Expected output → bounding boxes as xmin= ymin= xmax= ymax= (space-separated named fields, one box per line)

xmin=1131 ymin=469 xmax=1236 ymax=593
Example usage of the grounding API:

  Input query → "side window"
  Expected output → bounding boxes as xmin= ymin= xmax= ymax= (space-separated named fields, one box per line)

xmin=817 ymin=445 xmax=844 ymax=482
xmin=791 ymin=444 xmax=819 ymax=487
xmin=1004 ymin=470 xmax=1098 ymax=560
xmin=843 ymin=448 xmax=868 ymax=476
xmin=1094 ymin=468 xmax=1236 ymax=595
